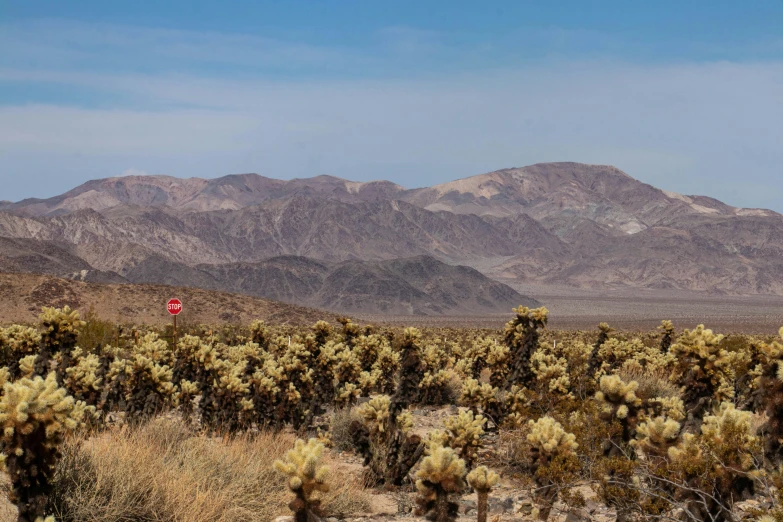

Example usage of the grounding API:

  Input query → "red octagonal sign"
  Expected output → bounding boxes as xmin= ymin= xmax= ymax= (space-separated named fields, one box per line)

xmin=167 ymin=298 xmax=183 ymax=316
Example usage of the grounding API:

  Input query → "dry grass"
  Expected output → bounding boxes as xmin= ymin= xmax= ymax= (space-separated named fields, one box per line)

xmin=49 ymin=416 xmax=371 ymax=522
xmin=618 ymin=366 xmax=681 ymax=401
xmin=330 ymin=406 xmax=362 ymax=452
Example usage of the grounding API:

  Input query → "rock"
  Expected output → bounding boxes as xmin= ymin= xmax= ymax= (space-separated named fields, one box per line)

xmin=357 ymin=396 xmax=371 ymax=405
xmin=461 ymin=499 xmax=477 ymax=514
xmin=489 ymin=497 xmax=515 ymax=514
xmin=273 ymin=517 xmax=294 ymax=522
xmin=565 ymin=509 xmax=591 ymax=522
xmin=517 ymin=500 xmax=535 ymax=515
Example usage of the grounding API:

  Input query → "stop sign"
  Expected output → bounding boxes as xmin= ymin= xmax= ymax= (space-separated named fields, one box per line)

xmin=167 ymin=298 xmax=183 ymax=316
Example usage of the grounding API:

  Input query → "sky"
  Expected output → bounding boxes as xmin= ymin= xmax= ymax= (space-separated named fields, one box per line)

xmin=1 ymin=1 xmax=782 ymax=210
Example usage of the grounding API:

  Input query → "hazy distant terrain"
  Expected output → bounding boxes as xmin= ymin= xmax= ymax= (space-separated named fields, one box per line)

xmin=3 ymin=162 xmax=783 ymax=315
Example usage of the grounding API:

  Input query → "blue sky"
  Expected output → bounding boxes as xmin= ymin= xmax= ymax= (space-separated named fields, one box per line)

xmin=1 ymin=1 xmax=782 ymax=209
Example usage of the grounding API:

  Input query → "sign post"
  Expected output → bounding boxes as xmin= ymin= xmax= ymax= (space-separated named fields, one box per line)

xmin=167 ymin=298 xmax=183 ymax=339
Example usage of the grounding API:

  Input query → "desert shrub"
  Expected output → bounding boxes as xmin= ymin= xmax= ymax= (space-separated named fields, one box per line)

xmin=618 ymin=365 xmax=680 ymax=402
xmin=329 ymin=407 xmax=362 ymax=452
xmin=49 ymin=417 xmax=370 ymax=522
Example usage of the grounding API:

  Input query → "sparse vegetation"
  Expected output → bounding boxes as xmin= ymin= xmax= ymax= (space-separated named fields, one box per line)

xmin=0 ymin=305 xmax=780 ymax=521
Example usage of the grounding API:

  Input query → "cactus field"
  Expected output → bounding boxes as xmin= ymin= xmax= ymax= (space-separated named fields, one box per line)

xmin=1 ymin=305 xmax=783 ymax=521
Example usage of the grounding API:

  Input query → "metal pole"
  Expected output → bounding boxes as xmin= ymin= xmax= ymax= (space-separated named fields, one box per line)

xmin=173 ymin=315 xmax=177 ymax=340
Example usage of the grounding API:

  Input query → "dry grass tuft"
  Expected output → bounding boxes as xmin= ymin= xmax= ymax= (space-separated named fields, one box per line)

xmin=330 ymin=406 xmax=362 ymax=452
xmin=49 ymin=416 xmax=371 ymax=522
xmin=618 ymin=366 xmax=680 ymax=401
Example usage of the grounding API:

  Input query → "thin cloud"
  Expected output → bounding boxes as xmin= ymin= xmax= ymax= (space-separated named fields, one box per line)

xmin=0 ymin=21 xmax=782 ymax=211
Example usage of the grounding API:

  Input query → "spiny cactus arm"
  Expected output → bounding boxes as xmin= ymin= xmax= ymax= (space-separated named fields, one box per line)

xmin=467 ymin=465 xmax=500 ymax=522
xmin=273 ymin=438 xmax=330 ymax=520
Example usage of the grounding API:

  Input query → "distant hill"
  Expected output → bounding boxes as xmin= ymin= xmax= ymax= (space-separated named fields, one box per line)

xmin=0 ymin=272 xmax=342 ymax=326
xmin=126 ymin=254 xmax=538 ymax=315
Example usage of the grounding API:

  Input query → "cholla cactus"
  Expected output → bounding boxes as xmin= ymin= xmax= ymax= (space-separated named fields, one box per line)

xmin=392 ymin=327 xmax=425 ymax=411
xmin=334 ymin=383 xmax=360 ymax=408
xmin=249 ymin=320 xmax=269 ymax=349
xmin=438 ymin=410 xmax=487 ymax=469
xmin=351 ymin=395 xmax=423 ymax=486
xmin=63 ymin=349 xmax=102 ymax=406
xmin=633 ymin=416 xmax=682 ymax=459
xmin=211 ymin=360 xmax=252 ymax=432
xmin=531 ymin=348 xmax=571 ymax=396
xmin=0 ymin=373 xmax=87 ymax=521
xmin=419 ymin=368 xmax=458 ymax=406
xmin=0 ymin=326 xmax=41 ymax=379
xmin=526 ymin=416 xmax=579 ymax=521
xmin=595 ymin=375 xmax=642 ymax=456
xmin=755 ymin=327 xmax=783 ymax=465
xmin=37 ymin=306 xmax=85 ymax=382
xmin=18 ymin=356 xmax=37 ymax=378
xmin=311 ymin=320 xmax=333 ymax=347
xmin=670 ymin=325 xmax=734 ymax=429
xmin=353 ymin=334 xmax=385 ymax=372
xmin=460 ymin=378 xmax=499 ymax=417
xmin=454 ymin=338 xmax=493 ymax=380
xmin=372 ymin=345 xmax=400 ymax=395
xmin=466 ymin=466 xmax=500 ymax=522
xmin=414 ymin=441 xmax=467 ymax=522
xmin=124 ymin=354 xmax=177 ymax=421
xmin=502 ymin=306 xmax=548 ymax=389
xmin=337 ymin=317 xmax=361 ymax=347
xmin=178 ymin=379 xmax=199 ymax=422
xmin=486 ymin=342 xmax=510 ymax=389
xmin=587 ymin=322 xmax=615 ymax=376
xmin=658 ymin=320 xmax=675 ymax=352
xmin=273 ymin=438 xmax=330 ymax=522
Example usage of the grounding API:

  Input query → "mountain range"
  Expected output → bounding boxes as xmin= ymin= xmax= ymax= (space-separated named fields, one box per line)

xmin=1 ymin=162 xmax=782 ymax=315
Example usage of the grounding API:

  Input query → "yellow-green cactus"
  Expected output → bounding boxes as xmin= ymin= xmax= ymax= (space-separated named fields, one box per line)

xmin=467 ymin=466 xmax=500 ymax=522
xmin=595 ymin=374 xmax=642 ymax=456
xmin=440 ymin=409 xmax=487 ymax=468
xmin=531 ymin=348 xmax=571 ymax=396
xmin=0 ymin=373 xmax=86 ymax=521
xmin=415 ymin=442 xmax=467 ymax=522
xmin=633 ymin=415 xmax=682 ymax=458
xmin=273 ymin=438 xmax=330 ymax=522
xmin=526 ymin=416 xmax=579 ymax=521
xmin=502 ymin=306 xmax=548 ymax=389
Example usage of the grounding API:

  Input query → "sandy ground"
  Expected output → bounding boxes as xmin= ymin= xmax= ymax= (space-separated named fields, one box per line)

xmin=359 ymin=287 xmax=783 ymax=334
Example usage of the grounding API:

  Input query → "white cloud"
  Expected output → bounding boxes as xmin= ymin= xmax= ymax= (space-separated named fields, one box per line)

xmin=0 ymin=21 xmax=782 ymax=210
xmin=120 ymin=168 xmax=150 ymax=177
